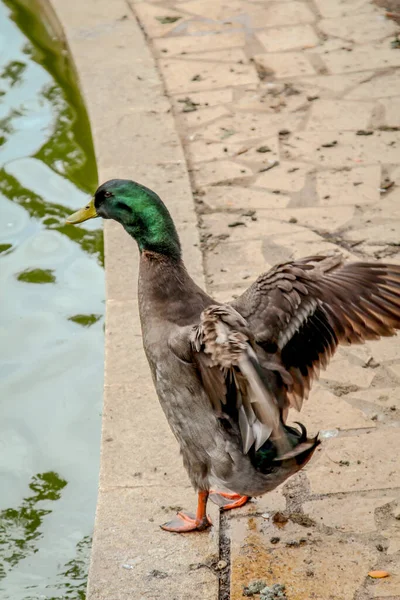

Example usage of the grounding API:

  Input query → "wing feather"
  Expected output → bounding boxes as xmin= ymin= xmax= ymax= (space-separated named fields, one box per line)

xmin=232 ymin=255 xmax=400 ymax=411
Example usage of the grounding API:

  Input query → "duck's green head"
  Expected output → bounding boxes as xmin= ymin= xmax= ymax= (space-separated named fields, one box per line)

xmin=67 ymin=179 xmax=181 ymax=260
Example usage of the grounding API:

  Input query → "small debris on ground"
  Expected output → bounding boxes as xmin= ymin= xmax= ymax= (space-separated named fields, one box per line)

xmin=356 ymin=130 xmax=374 ymax=136
xmin=155 ymin=15 xmax=181 ymax=24
xmin=273 ymin=512 xmax=289 ymax=527
xmin=260 ymin=583 xmax=287 ymax=599
xmin=270 ymin=536 xmax=280 ymax=544
xmin=390 ymin=34 xmax=400 ymax=48
xmin=221 ymin=127 xmax=236 ymax=139
xmin=321 ymin=140 xmax=338 ymax=148
xmin=380 ymin=178 xmax=395 ymax=193
xmin=149 ymin=569 xmax=168 ymax=579
xmin=256 ymin=145 xmax=271 ymax=153
xmin=243 ymin=580 xmax=267 ymax=596
xmin=368 ymin=570 xmax=389 ymax=578
xmin=228 ymin=221 xmax=246 ymax=227
xmin=178 ymin=97 xmax=199 ymax=112
xmin=259 ymin=160 xmax=279 ymax=173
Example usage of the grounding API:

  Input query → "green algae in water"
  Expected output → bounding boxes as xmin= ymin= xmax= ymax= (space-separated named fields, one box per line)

xmin=17 ymin=268 xmax=56 ymax=284
xmin=68 ymin=314 xmax=102 ymax=328
xmin=0 ymin=472 xmax=67 ymax=580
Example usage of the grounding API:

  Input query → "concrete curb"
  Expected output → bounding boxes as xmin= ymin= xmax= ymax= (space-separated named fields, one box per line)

xmin=45 ymin=0 xmax=219 ymax=598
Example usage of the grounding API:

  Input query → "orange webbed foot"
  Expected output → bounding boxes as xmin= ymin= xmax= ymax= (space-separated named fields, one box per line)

xmin=209 ymin=491 xmax=250 ymax=510
xmin=161 ymin=491 xmax=212 ymax=533
xmin=161 ymin=511 xmax=212 ymax=533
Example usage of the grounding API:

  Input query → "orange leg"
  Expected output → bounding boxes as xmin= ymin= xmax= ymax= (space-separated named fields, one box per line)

xmin=209 ymin=491 xmax=250 ymax=510
xmin=161 ymin=491 xmax=212 ymax=533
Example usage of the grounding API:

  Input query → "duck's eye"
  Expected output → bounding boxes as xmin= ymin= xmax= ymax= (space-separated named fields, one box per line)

xmin=104 ymin=191 xmax=112 ymax=198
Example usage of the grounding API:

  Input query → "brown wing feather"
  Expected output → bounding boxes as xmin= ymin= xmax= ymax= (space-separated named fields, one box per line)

xmin=232 ymin=255 xmax=400 ymax=411
xmin=190 ymin=304 xmax=290 ymax=455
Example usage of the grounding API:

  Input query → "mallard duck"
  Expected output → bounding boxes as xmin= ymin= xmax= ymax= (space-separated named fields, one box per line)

xmin=67 ymin=179 xmax=400 ymax=533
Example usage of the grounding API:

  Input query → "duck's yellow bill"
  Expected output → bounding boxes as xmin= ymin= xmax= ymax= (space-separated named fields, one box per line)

xmin=66 ymin=198 xmax=98 ymax=224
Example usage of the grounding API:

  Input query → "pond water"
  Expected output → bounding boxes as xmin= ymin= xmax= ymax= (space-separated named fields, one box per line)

xmin=0 ymin=1 xmax=103 ymax=598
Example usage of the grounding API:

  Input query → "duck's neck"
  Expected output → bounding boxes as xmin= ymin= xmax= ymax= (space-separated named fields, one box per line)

xmin=138 ymin=251 xmax=211 ymax=325
xmin=123 ymin=200 xmax=181 ymax=262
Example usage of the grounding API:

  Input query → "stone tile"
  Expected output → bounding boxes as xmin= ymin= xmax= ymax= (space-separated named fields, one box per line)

xmin=201 ymin=185 xmax=291 ymax=211
xmin=344 ymin=221 xmax=400 ymax=245
xmin=159 ymin=58 xmax=258 ymax=94
xmin=105 ymin=299 xmax=147 ymax=386
xmin=308 ymin=429 xmax=400 ymax=494
xmin=230 ymin=516 xmax=376 ymax=600
xmin=54 ymin=0 xmax=136 ymax=30
xmin=316 ymin=165 xmax=381 ymax=206
xmin=387 ymin=362 xmax=400 ymax=381
xmin=290 ymin=386 xmax=375 ymax=436
xmin=285 ymin=131 xmax=400 ymax=167
xmin=369 ymin=570 xmax=400 ymax=597
xmin=257 ymin=25 xmax=320 ymax=52
xmin=234 ymin=85 xmax=309 ymax=113
xmin=361 ymin=336 xmax=400 ymax=363
xmin=201 ymin=212 xmax=305 ymax=242
xmin=272 ymin=230 xmax=351 ymax=261
xmin=104 ymin=221 xmax=138 ymax=301
xmin=346 ymin=72 xmax=400 ymax=100
xmin=209 ymin=285 xmax=249 ymax=304
xmin=254 ymin=52 xmax=316 ymax=78
xmin=300 ymin=72 xmax=375 ymax=96
xmin=185 ymin=20 xmax=245 ymax=34
xmin=178 ymin=48 xmax=248 ymax=64
xmin=229 ymin=136 xmax=280 ymax=162
xmin=187 ymin=139 xmax=233 ymax=163
xmin=256 ymin=162 xmax=314 ymax=193
xmin=95 ymin=110 xmax=184 ymax=167
xmin=347 ymin=387 xmax=400 ymax=412
xmin=304 ymin=495 xmax=395 ymax=533
xmin=133 ymin=2 xmax=187 ymax=38
xmin=88 ymin=487 xmax=219 ymax=600
xmin=179 ymin=0 xmax=315 ymax=25
xmin=313 ymin=0 xmax=380 ymax=18
xmin=172 ymin=88 xmax=234 ymax=108
xmin=200 ymin=112 xmax=304 ymax=144
xmin=240 ymin=488 xmax=287 ymax=516
xmin=181 ymin=105 xmax=230 ymax=128
xmin=192 ymin=160 xmax=253 ymax=187
xmin=205 ymin=239 xmax=272 ymax=289
xmin=154 ymin=31 xmax=246 ymax=56
xmin=320 ymin=356 xmax=375 ymax=389
xmin=319 ymin=13 xmax=398 ymax=43
xmin=323 ymin=46 xmax=400 ymax=74
xmin=101 ymin=383 xmax=189 ymax=487
xmin=186 ymin=135 xmax=279 ymax=164
xmin=307 ymin=99 xmax=374 ymax=131
xmin=378 ymin=98 xmax=400 ymax=130
xmin=259 ymin=205 xmax=355 ymax=233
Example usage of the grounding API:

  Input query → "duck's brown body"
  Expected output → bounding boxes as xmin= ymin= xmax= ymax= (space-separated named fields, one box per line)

xmin=138 ymin=251 xmax=317 ymax=500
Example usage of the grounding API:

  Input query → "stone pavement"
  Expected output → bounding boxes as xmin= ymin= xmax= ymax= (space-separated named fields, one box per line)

xmin=129 ymin=0 xmax=400 ymax=598
xmin=48 ymin=0 xmax=400 ymax=598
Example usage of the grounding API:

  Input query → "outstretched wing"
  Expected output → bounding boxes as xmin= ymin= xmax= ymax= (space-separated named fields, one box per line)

xmin=231 ymin=254 xmax=400 ymax=411
xmin=189 ymin=304 xmax=290 ymax=455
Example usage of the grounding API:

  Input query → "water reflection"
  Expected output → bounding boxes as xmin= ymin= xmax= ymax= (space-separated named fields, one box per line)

xmin=0 ymin=0 xmax=102 ymax=598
